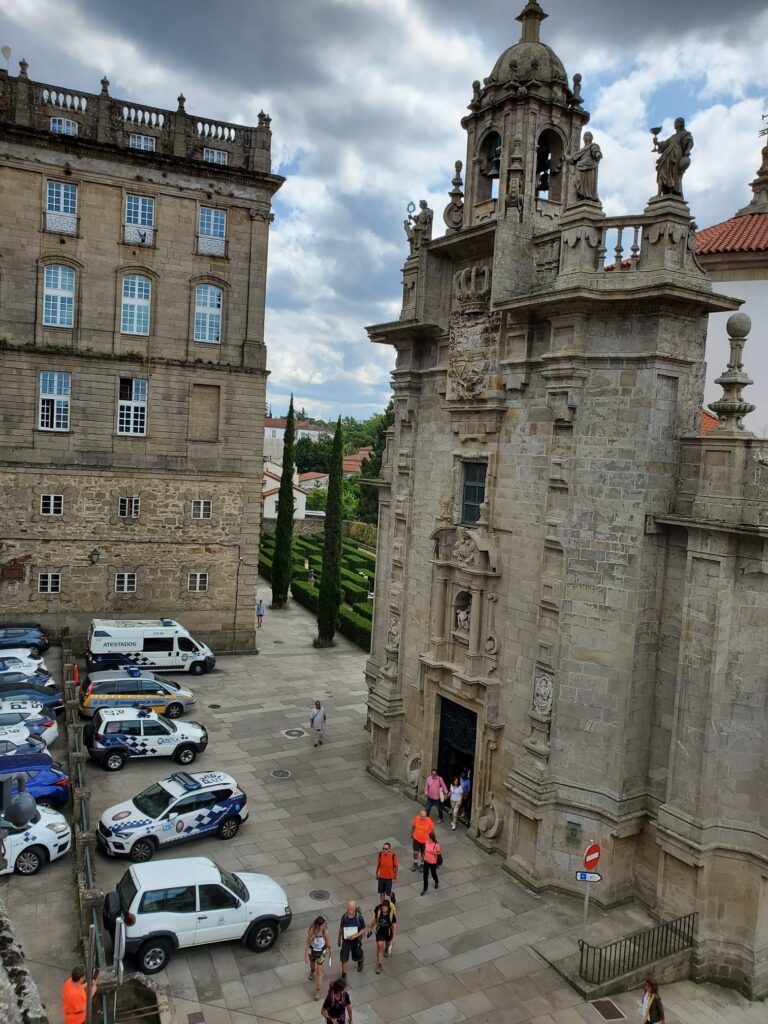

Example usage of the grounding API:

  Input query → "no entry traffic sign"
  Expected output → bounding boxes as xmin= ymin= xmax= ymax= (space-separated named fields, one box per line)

xmin=583 ymin=842 xmax=601 ymax=870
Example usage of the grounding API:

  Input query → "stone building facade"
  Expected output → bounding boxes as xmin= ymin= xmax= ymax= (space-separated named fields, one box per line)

xmin=0 ymin=62 xmax=282 ymax=650
xmin=366 ymin=1 xmax=768 ymax=997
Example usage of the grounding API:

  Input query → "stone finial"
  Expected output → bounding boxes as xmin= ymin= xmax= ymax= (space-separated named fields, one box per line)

xmin=516 ymin=1 xmax=547 ymax=44
xmin=571 ymin=72 xmax=584 ymax=107
xmin=736 ymin=137 xmax=768 ymax=216
xmin=100 ymin=75 xmax=110 ymax=95
xmin=708 ymin=313 xmax=756 ymax=435
xmin=258 ymin=110 xmax=272 ymax=129
xmin=443 ymin=160 xmax=465 ymax=233
xmin=468 ymin=80 xmax=482 ymax=111
xmin=18 ymin=58 xmax=28 ymax=78
xmin=176 ymin=93 xmax=186 ymax=112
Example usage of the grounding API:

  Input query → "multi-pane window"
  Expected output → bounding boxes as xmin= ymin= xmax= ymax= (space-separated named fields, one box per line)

xmin=194 ymin=284 xmax=223 ymax=343
xmin=118 ymin=497 xmax=140 ymax=519
xmin=203 ymin=148 xmax=228 ymax=165
xmin=40 ymin=494 xmax=64 ymax=516
xmin=38 ymin=573 xmax=61 ymax=594
xmin=115 ymin=573 xmax=137 ymax=593
xmin=43 ymin=264 xmax=75 ymax=327
xmin=117 ymin=378 xmax=147 ymax=436
xmin=192 ymin=499 xmax=212 ymax=520
xmin=124 ymin=194 xmax=155 ymax=245
xmin=129 ymin=134 xmax=156 ymax=151
xmin=46 ymin=181 xmax=78 ymax=214
xmin=50 ymin=117 xmax=77 ymax=135
xmin=38 ymin=371 xmax=71 ymax=431
xmin=120 ymin=275 xmax=151 ymax=335
xmin=188 ymin=572 xmax=209 ymax=592
xmin=461 ymin=462 xmax=487 ymax=525
xmin=198 ymin=207 xmax=227 ymax=256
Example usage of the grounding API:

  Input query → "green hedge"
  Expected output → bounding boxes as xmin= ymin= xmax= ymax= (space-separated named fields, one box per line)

xmin=353 ymin=601 xmax=373 ymax=621
xmin=339 ymin=605 xmax=372 ymax=650
xmin=258 ymin=555 xmax=273 ymax=581
xmin=291 ymin=579 xmax=319 ymax=614
xmin=347 ymin=521 xmax=378 ymax=548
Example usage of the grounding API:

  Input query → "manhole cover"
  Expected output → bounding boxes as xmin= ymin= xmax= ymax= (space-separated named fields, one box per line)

xmin=309 ymin=889 xmax=331 ymax=901
xmin=284 ymin=728 xmax=306 ymax=738
xmin=208 ymin=704 xmax=221 ymax=709
xmin=591 ymin=1000 xmax=625 ymax=1021
xmin=271 ymin=769 xmax=291 ymax=779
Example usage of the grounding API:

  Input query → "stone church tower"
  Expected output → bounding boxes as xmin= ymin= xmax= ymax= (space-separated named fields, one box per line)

xmin=366 ymin=1 xmax=768 ymax=997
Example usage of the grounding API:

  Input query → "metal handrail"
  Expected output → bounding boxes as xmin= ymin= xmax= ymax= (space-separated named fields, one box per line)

xmin=578 ymin=912 xmax=697 ymax=984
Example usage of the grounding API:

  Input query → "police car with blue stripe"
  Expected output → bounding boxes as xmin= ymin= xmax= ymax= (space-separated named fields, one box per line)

xmin=97 ymin=771 xmax=248 ymax=862
xmin=84 ymin=707 xmax=208 ymax=772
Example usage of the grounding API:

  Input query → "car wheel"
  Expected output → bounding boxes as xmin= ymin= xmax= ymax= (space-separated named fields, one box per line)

xmin=246 ymin=921 xmax=278 ymax=952
xmin=136 ymin=938 xmax=172 ymax=974
xmin=130 ymin=838 xmax=156 ymax=863
xmin=174 ymin=744 xmax=196 ymax=765
xmin=165 ymin=702 xmax=183 ymax=719
xmin=104 ymin=751 xmax=126 ymax=772
xmin=218 ymin=816 xmax=240 ymax=840
xmin=190 ymin=661 xmax=205 ymax=676
xmin=83 ymin=724 xmax=94 ymax=747
xmin=15 ymin=845 xmax=46 ymax=875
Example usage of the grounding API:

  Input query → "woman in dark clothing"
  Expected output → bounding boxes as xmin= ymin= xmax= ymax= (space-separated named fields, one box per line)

xmin=322 ymin=978 xmax=352 ymax=1023
xmin=640 ymin=979 xmax=665 ymax=1024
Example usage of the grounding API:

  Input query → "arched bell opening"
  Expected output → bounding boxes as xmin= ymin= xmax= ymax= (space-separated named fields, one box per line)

xmin=475 ymin=130 xmax=502 ymax=202
xmin=536 ymin=128 xmax=565 ymax=202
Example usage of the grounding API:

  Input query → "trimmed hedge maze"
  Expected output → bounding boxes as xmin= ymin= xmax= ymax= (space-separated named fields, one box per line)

xmin=259 ymin=531 xmax=374 ymax=650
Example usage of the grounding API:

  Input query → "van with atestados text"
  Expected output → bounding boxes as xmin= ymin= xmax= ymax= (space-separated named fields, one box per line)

xmin=86 ymin=620 xmax=215 ymax=676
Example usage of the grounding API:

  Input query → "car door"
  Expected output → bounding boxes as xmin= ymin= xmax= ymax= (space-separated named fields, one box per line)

xmin=140 ymin=718 xmax=175 ymax=757
xmin=137 ymin=885 xmax=197 ymax=947
xmin=142 ymin=637 xmax=175 ymax=670
xmin=195 ymin=883 xmax=247 ymax=943
xmin=139 ymin=679 xmax=170 ymax=714
xmin=158 ymin=792 xmax=203 ymax=842
xmin=177 ymin=636 xmax=199 ymax=670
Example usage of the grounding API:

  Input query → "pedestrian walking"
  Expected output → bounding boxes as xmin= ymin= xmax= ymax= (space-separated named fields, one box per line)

xmin=305 ymin=916 xmax=332 ymax=1000
xmin=424 ymin=767 xmax=448 ymax=822
xmin=257 ymin=599 xmax=265 ymax=628
xmin=310 ymin=700 xmax=327 ymax=746
xmin=448 ymin=776 xmax=463 ymax=830
xmin=337 ymin=900 xmax=366 ymax=980
xmin=410 ymin=809 xmax=433 ymax=871
xmin=420 ymin=831 xmax=441 ymax=895
xmin=640 ymin=979 xmax=666 ymax=1024
xmin=460 ymin=768 xmax=472 ymax=823
xmin=368 ymin=896 xmax=397 ymax=973
xmin=375 ymin=841 xmax=398 ymax=897
xmin=62 ymin=966 xmax=95 ymax=1024
xmin=321 ymin=978 xmax=353 ymax=1022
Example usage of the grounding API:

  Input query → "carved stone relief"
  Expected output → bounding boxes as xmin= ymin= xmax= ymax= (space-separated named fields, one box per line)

xmin=532 ymin=670 xmax=554 ymax=718
xmin=451 ymin=528 xmax=476 ymax=566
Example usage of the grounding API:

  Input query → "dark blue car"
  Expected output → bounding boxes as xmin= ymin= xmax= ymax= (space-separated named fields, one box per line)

xmin=0 ymin=751 xmax=70 ymax=808
xmin=0 ymin=676 xmax=64 ymax=715
xmin=0 ymin=626 xmax=50 ymax=655
xmin=0 ymin=665 xmax=53 ymax=687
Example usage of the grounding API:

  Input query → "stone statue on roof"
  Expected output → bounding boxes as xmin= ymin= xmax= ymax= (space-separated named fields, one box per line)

xmin=404 ymin=199 xmax=433 ymax=254
xmin=652 ymin=118 xmax=694 ymax=198
xmin=568 ymin=131 xmax=602 ymax=202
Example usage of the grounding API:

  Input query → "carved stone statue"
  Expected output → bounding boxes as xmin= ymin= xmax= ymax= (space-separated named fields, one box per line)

xmin=653 ymin=118 xmax=693 ymax=197
xmin=456 ymin=603 xmax=471 ymax=633
xmin=451 ymin=529 xmax=475 ymax=565
xmin=532 ymin=671 xmax=554 ymax=717
xmin=386 ymin=614 xmax=400 ymax=649
xmin=404 ymin=200 xmax=433 ymax=254
xmin=568 ymin=131 xmax=602 ymax=202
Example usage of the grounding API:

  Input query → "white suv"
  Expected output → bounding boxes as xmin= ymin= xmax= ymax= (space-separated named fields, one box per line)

xmin=84 ymin=707 xmax=208 ymax=771
xmin=0 ymin=806 xmax=72 ymax=875
xmin=103 ymin=857 xmax=292 ymax=973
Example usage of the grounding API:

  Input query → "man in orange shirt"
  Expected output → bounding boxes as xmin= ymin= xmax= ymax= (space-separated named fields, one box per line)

xmin=411 ymin=809 xmax=433 ymax=871
xmin=375 ymin=841 xmax=399 ymax=897
xmin=62 ymin=966 xmax=94 ymax=1024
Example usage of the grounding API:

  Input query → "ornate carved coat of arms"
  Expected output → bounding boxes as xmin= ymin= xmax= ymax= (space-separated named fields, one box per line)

xmin=446 ymin=265 xmax=498 ymax=402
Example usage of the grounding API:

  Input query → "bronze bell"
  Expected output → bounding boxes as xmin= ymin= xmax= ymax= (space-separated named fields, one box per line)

xmin=488 ymin=141 xmax=501 ymax=179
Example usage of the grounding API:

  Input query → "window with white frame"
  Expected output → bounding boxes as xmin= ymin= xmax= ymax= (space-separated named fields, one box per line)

xmin=203 ymin=148 xmax=228 ymax=165
xmin=38 ymin=371 xmax=71 ymax=431
xmin=115 ymin=572 xmax=137 ymax=593
xmin=188 ymin=572 xmax=209 ymax=592
xmin=38 ymin=572 xmax=61 ymax=594
xmin=120 ymin=275 xmax=151 ymax=335
xmin=129 ymin=134 xmax=156 ymax=151
xmin=45 ymin=180 xmax=78 ymax=235
xmin=118 ymin=496 xmax=140 ymax=519
xmin=43 ymin=264 xmax=75 ymax=327
xmin=50 ymin=117 xmax=77 ymax=135
xmin=124 ymin=194 xmax=155 ymax=245
xmin=192 ymin=499 xmax=212 ymax=519
xmin=194 ymin=284 xmax=223 ymax=343
xmin=40 ymin=494 xmax=64 ymax=516
xmin=117 ymin=377 xmax=147 ymax=436
xmin=197 ymin=207 xmax=227 ymax=256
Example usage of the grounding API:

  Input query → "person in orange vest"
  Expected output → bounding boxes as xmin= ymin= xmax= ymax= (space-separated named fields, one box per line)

xmin=374 ymin=841 xmax=398 ymax=898
xmin=410 ymin=809 xmax=433 ymax=871
xmin=62 ymin=966 xmax=95 ymax=1024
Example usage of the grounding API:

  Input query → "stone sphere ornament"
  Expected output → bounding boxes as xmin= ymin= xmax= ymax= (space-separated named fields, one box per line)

xmin=726 ymin=312 xmax=751 ymax=339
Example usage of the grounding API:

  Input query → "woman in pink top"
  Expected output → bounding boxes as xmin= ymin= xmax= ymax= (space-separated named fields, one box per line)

xmin=420 ymin=831 xmax=441 ymax=895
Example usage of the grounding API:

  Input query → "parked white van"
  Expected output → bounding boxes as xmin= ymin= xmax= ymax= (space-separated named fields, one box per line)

xmin=86 ymin=620 xmax=215 ymax=676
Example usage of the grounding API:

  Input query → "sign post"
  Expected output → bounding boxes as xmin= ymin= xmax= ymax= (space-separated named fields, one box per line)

xmin=580 ymin=842 xmax=601 ymax=943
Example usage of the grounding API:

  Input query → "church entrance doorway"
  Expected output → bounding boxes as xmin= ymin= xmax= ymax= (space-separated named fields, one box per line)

xmin=437 ymin=698 xmax=476 ymax=827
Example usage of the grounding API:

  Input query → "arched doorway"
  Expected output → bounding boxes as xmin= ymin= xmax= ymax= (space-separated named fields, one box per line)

xmin=437 ymin=697 xmax=476 ymax=827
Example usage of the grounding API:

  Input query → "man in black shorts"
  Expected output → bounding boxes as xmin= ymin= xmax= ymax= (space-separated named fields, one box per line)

xmin=337 ymin=900 xmax=366 ymax=980
xmin=368 ymin=897 xmax=397 ymax=974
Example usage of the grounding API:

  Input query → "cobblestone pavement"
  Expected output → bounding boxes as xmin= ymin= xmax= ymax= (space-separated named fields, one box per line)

xmin=4 ymin=592 xmax=766 ymax=1024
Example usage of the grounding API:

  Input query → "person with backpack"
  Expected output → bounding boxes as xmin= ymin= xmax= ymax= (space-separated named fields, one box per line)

xmin=368 ymin=897 xmax=397 ymax=974
xmin=321 ymin=978 xmax=352 ymax=1023
xmin=374 ymin=841 xmax=398 ymax=897
xmin=337 ymin=901 xmax=366 ymax=980
xmin=305 ymin=916 xmax=332 ymax=1000
xmin=421 ymin=831 xmax=442 ymax=895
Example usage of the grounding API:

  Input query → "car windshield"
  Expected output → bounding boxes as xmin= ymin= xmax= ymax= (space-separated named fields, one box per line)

xmin=218 ymin=865 xmax=248 ymax=901
xmin=133 ymin=782 xmax=175 ymax=818
xmin=154 ymin=677 xmax=180 ymax=691
xmin=117 ymin=870 xmax=138 ymax=914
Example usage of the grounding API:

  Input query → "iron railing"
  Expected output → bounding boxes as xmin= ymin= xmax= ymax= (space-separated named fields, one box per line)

xmin=578 ymin=912 xmax=697 ymax=985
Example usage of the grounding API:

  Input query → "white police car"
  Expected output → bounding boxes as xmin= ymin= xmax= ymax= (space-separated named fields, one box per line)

xmin=0 ymin=725 xmax=47 ymax=755
xmin=84 ymin=707 xmax=208 ymax=772
xmin=0 ymin=701 xmax=58 ymax=747
xmin=0 ymin=805 xmax=72 ymax=875
xmin=97 ymin=771 xmax=248 ymax=862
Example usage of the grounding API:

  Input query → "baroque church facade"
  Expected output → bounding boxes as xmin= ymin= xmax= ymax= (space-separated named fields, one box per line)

xmin=365 ymin=1 xmax=768 ymax=997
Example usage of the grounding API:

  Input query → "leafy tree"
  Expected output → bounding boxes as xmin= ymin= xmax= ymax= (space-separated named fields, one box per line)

xmin=341 ymin=476 xmax=360 ymax=520
xmin=305 ymin=487 xmax=327 ymax=511
xmin=294 ymin=433 xmax=334 ymax=474
xmin=315 ymin=418 xmax=343 ymax=646
xmin=358 ymin=400 xmax=395 ymax=523
xmin=270 ymin=396 xmax=296 ymax=608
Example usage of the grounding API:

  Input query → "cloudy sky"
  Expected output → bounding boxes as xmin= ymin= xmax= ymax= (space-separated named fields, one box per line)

xmin=2 ymin=0 xmax=767 ymax=423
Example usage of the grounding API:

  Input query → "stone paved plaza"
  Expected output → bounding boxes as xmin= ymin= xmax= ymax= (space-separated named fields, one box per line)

xmin=2 ymin=588 xmax=765 ymax=1024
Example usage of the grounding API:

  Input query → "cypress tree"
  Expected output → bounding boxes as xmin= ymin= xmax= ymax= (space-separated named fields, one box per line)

xmin=270 ymin=397 xmax=296 ymax=608
xmin=316 ymin=417 xmax=343 ymax=646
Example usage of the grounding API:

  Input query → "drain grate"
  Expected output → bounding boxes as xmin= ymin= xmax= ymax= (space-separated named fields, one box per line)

xmin=591 ymin=1000 xmax=626 ymax=1021
xmin=309 ymin=889 xmax=331 ymax=901
xmin=208 ymin=704 xmax=221 ymax=709
xmin=284 ymin=728 xmax=306 ymax=738
xmin=273 ymin=639 xmax=284 ymax=644
xmin=271 ymin=768 xmax=291 ymax=779
xmin=187 ymin=1015 xmax=205 ymax=1024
